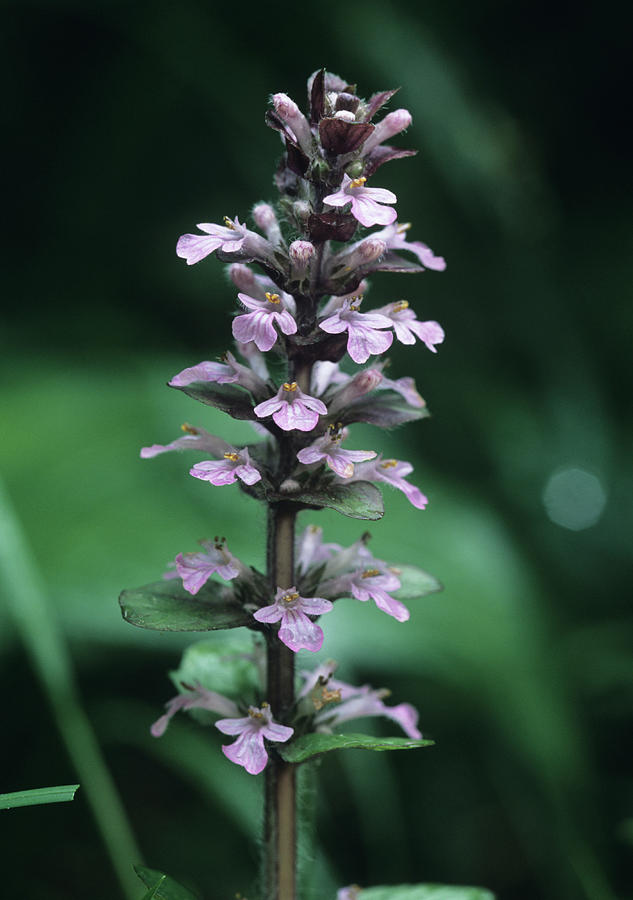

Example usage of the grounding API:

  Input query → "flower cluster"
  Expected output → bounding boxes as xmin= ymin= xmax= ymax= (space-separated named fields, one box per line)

xmin=138 ymin=70 xmax=445 ymax=775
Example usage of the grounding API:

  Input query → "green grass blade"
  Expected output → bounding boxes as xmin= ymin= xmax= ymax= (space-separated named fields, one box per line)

xmin=0 ymin=477 xmax=141 ymax=899
xmin=0 ymin=784 xmax=80 ymax=809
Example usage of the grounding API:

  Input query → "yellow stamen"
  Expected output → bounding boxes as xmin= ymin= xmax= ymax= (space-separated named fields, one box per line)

xmin=223 ymin=216 xmax=235 ymax=229
xmin=181 ymin=422 xmax=199 ymax=434
xmin=265 ymin=292 xmax=280 ymax=304
xmin=312 ymin=687 xmax=342 ymax=711
xmin=362 ymin=568 xmax=380 ymax=579
xmin=281 ymin=591 xmax=300 ymax=604
xmin=248 ymin=709 xmax=264 ymax=720
xmin=397 ymin=222 xmax=412 ymax=233
xmin=283 ymin=382 xmax=298 ymax=392
xmin=392 ymin=300 xmax=409 ymax=312
xmin=224 ymin=452 xmax=239 ymax=462
xmin=380 ymin=459 xmax=398 ymax=469
xmin=349 ymin=176 xmax=367 ymax=189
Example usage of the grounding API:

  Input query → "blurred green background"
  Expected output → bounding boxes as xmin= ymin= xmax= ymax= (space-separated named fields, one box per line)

xmin=1 ymin=0 xmax=631 ymax=898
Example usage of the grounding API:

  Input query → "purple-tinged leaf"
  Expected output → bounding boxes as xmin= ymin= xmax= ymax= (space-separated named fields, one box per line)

xmin=286 ymin=141 xmax=309 ymax=175
xmin=319 ymin=118 xmax=375 ymax=155
xmin=335 ymin=92 xmax=361 ymax=114
xmin=338 ymin=395 xmax=430 ymax=428
xmin=364 ymin=145 xmax=417 ymax=177
xmin=364 ymin=87 xmax=400 ymax=121
xmin=170 ymin=380 xmax=256 ymax=421
xmin=308 ymin=212 xmax=357 ymax=243
xmin=309 ymin=68 xmax=326 ymax=124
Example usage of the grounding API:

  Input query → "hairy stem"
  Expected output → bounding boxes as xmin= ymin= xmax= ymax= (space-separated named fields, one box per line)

xmin=264 ymin=502 xmax=298 ymax=900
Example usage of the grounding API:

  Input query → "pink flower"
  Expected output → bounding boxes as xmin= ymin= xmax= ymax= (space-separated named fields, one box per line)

xmin=323 ymin=174 xmax=397 ymax=228
xmin=175 ymin=537 xmax=241 ymax=595
xmin=354 ymin=456 xmax=428 ymax=510
xmin=140 ymin=423 xmax=231 ymax=460
xmin=361 ymin=108 xmax=413 ymax=155
xmin=349 ymin=567 xmax=410 ymax=622
xmin=376 ymin=301 xmax=445 ymax=351
xmin=168 ymin=351 xmax=267 ymax=397
xmin=373 ymin=222 xmax=446 ymax=270
xmin=327 ymin=367 xmax=383 ymax=414
xmin=253 ymin=382 xmax=327 ymax=432
xmin=296 ymin=425 xmax=376 ymax=478
xmin=151 ymin=683 xmax=240 ymax=738
xmin=378 ymin=374 xmax=426 ymax=408
xmin=296 ymin=526 xmax=342 ymax=575
xmin=272 ymin=93 xmax=313 ymax=155
xmin=253 ymin=587 xmax=333 ymax=653
xmin=215 ymin=703 xmax=293 ymax=775
xmin=319 ymin=297 xmax=393 ymax=364
xmin=232 ymin=291 xmax=297 ymax=352
xmin=176 ymin=216 xmax=248 ymax=265
xmin=315 ymin=682 xmax=422 ymax=739
xmin=189 ymin=447 xmax=261 ymax=487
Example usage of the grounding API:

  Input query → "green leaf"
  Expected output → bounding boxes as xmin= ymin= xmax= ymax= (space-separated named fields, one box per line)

xmin=134 ymin=866 xmax=199 ymax=900
xmin=170 ymin=381 xmax=255 ymax=420
xmin=171 ymin=636 xmax=259 ymax=702
xmin=278 ymin=732 xmax=434 ymax=764
xmin=288 ymin=480 xmax=384 ymax=520
xmin=140 ymin=876 xmax=167 ymax=900
xmin=0 ymin=784 xmax=80 ymax=809
xmin=390 ymin=564 xmax=442 ymax=600
xmin=119 ymin=578 xmax=251 ymax=632
xmin=354 ymin=885 xmax=495 ymax=900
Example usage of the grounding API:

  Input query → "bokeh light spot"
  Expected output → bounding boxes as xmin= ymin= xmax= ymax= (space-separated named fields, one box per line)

xmin=542 ymin=467 xmax=607 ymax=531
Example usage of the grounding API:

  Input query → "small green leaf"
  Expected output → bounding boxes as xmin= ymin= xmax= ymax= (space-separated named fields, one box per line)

xmin=170 ymin=381 xmax=255 ymax=420
xmin=389 ymin=564 xmax=442 ymax=600
xmin=119 ymin=579 xmax=251 ymax=632
xmin=278 ymin=732 xmax=434 ymax=764
xmin=134 ymin=866 xmax=199 ymax=900
xmin=0 ymin=784 xmax=80 ymax=809
xmin=141 ymin=876 xmax=167 ymax=900
xmin=288 ymin=480 xmax=384 ymax=520
xmin=355 ymin=885 xmax=495 ymax=900
xmin=171 ymin=637 xmax=259 ymax=702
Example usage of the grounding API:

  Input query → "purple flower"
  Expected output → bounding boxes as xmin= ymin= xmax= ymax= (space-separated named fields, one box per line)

xmin=296 ymin=425 xmax=376 ymax=478
xmin=151 ymin=683 xmax=240 ymax=738
xmin=168 ymin=351 xmax=267 ymax=397
xmin=140 ymin=423 xmax=231 ymax=460
xmin=327 ymin=367 xmax=384 ymax=414
xmin=296 ymin=526 xmax=342 ymax=575
xmin=253 ymin=382 xmax=327 ymax=432
xmin=315 ymin=682 xmax=422 ymax=739
xmin=378 ymin=374 xmax=426 ymax=408
xmin=215 ymin=703 xmax=293 ymax=775
xmin=373 ymin=222 xmax=446 ymax=270
xmin=354 ymin=456 xmax=428 ymax=510
xmin=376 ymin=301 xmax=445 ymax=351
xmin=189 ymin=447 xmax=261 ymax=487
xmin=349 ymin=567 xmax=410 ymax=622
xmin=232 ymin=291 xmax=297 ymax=352
xmin=362 ymin=108 xmax=413 ymax=155
xmin=319 ymin=297 xmax=393 ymax=364
xmin=176 ymin=216 xmax=248 ymax=265
xmin=253 ymin=587 xmax=333 ymax=653
xmin=323 ymin=174 xmax=397 ymax=228
xmin=175 ymin=537 xmax=241 ymax=595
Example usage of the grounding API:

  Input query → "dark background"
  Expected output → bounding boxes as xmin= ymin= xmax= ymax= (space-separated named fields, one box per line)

xmin=1 ymin=1 xmax=631 ymax=899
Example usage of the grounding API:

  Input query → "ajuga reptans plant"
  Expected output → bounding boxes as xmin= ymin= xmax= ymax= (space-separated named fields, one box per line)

xmin=121 ymin=69 xmax=493 ymax=900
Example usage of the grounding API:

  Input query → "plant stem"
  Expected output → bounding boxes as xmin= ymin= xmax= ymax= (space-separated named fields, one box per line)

xmin=264 ymin=501 xmax=298 ymax=900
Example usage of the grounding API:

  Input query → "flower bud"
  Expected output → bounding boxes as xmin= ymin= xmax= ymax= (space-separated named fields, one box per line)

xmin=346 ymin=160 xmax=365 ymax=179
xmin=362 ymin=108 xmax=413 ymax=155
xmin=356 ymin=238 xmax=387 ymax=263
xmin=334 ymin=109 xmax=356 ymax=122
xmin=229 ymin=263 xmax=257 ymax=294
xmin=329 ymin=368 xmax=383 ymax=413
xmin=252 ymin=202 xmax=281 ymax=243
xmin=292 ymin=200 xmax=311 ymax=224
xmin=289 ymin=240 xmax=315 ymax=269
xmin=273 ymin=92 xmax=313 ymax=154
